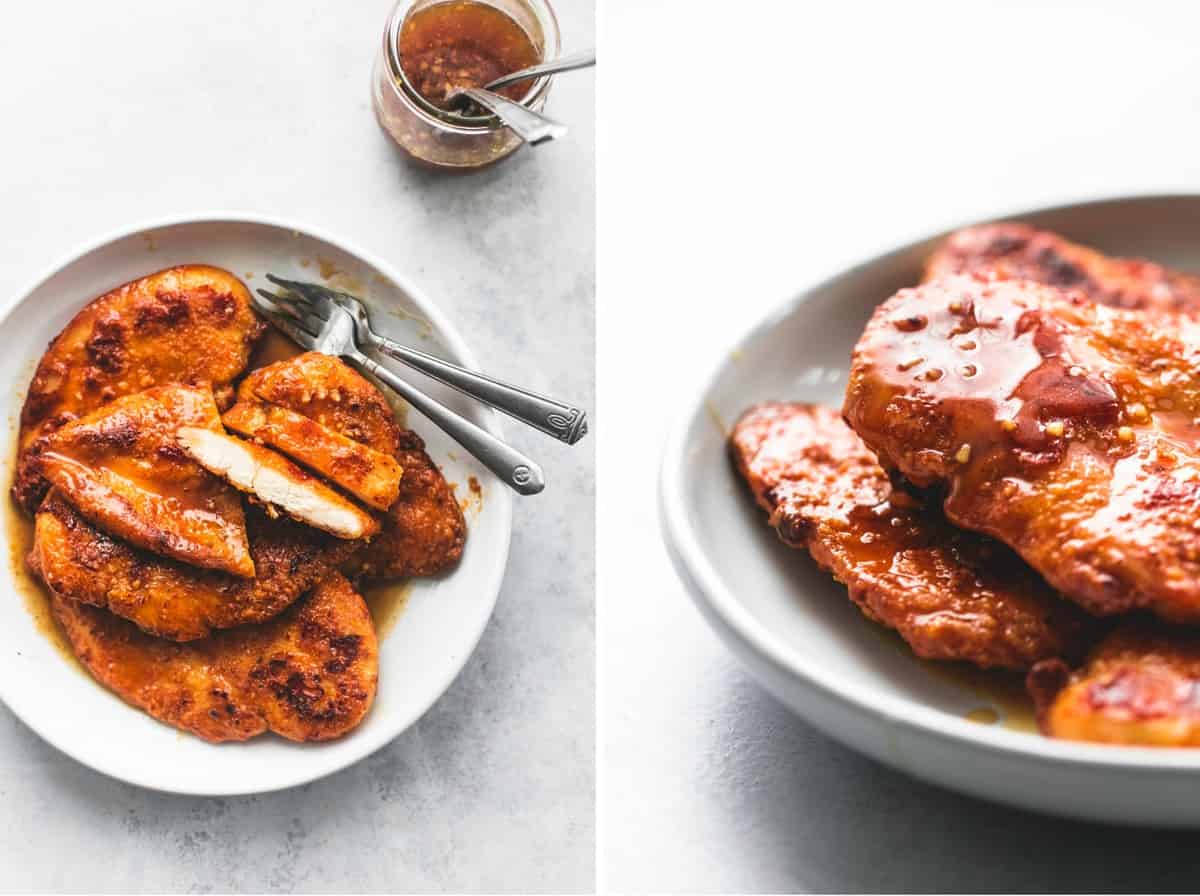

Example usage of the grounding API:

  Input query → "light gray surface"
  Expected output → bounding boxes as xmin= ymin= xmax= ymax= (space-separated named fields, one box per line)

xmin=602 ymin=1 xmax=1200 ymax=892
xmin=0 ymin=1 xmax=593 ymax=892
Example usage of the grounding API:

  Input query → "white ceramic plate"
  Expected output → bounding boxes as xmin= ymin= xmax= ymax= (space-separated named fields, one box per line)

xmin=0 ymin=215 xmax=512 ymax=795
xmin=660 ymin=195 xmax=1200 ymax=826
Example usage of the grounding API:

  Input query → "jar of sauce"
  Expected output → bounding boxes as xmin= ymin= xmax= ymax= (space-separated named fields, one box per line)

xmin=372 ymin=0 xmax=560 ymax=171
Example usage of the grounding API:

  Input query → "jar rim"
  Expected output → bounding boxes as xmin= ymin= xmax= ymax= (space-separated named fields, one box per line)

xmin=382 ymin=0 xmax=561 ymax=134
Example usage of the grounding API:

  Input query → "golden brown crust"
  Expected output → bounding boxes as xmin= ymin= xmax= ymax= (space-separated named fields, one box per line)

xmin=36 ymin=385 xmax=253 ymax=577
xmin=731 ymin=402 xmax=1092 ymax=670
xmin=244 ymin=353 xmax=465 ymax=579
xmin=239 ymin=352 xmax=403 ymax=452
xmin=844 ymin=275 xmax=1200 ymax=622
xmin=924 ymin=223 xmax=1200 ymax=313
xmin=50 ymin=571 xmax=378 ymax=743
xmin=1030 ymin=623 xmax=1200 ymax=746
xmin=31 ymin=491 xmax=358 ymax=641
xmin=349 ymin=429 xmax=468 ymax=579
xmin=223 ymin=400 xmax=403 ymax=510
xmin=14 ymin=265 xmax=264 ymax=513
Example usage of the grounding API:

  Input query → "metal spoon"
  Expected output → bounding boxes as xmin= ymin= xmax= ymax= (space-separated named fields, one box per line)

xmin=482 ymin=49 xmax=596 ymax=93
xmin=446 ymin=87 xmax=568 ymax=145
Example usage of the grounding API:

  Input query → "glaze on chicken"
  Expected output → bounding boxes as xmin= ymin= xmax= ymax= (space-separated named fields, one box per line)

xmin=50 ymin=571 xmax=377 ymax=742
xmin=14 ymin=265 xmax=263 ymax=513
xmin=31 ymin=493 xmax=357 ymax=641
xmin=731 ymin=402 xmax=1090 ymax=669
xmin=240 ymin=353 xmax=465 ymax=578
xmin=844 ymin=275 xmax=1200 ymax=623
xmin=1029 ymin=623 xmax=1200 ymax=746
xmin=925 ymin=223 xmax=1200 ymax=313
xmin=35 ymin=384 xmax=253 ymax=577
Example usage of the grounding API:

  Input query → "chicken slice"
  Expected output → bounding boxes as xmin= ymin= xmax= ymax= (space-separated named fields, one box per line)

xmin=14 ymin=265 xmax=264 ymax=513
xmin=223 ymin=400 xmax=403 ymax=510
xmin=31 ymin=491 xmax=358 ymax=641
xmin=50 ymin=571 xmax=378 ymax=743
xmin=37 ymin=384 xmax=253 ymax=577
xmin=241 ymin=353 xmax=465 ymax=578
xmin=1029 ymin=624 xmax=1200 ymax=747
xmin=731 ymin=402 xmax=1092 ymax=670
xmin=177 ymin=427 xmax=379 ymax=540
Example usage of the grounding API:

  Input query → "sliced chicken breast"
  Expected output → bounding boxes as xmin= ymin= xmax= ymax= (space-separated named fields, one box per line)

xmin=223 ymin=400 xmax=403 ymax=510
xmin=177 ymin=427 xmax=379 ymax=540
xmin=37 ymin=384 xmax=254 ymax=577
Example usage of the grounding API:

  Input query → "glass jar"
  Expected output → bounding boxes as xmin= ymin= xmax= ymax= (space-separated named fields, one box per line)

xmin=372 ymin=0 xmax=560 ymax=171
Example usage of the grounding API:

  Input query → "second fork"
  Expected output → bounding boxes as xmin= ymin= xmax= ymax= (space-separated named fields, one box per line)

xmin=266 ymin=275 xmax=588 ymax=445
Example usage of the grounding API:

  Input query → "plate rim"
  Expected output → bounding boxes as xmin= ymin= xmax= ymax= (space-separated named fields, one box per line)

xmin=0 ymin=210 xmax=514 ymax=795
xmin=659 ymin=191 xmax=1200 ymax=773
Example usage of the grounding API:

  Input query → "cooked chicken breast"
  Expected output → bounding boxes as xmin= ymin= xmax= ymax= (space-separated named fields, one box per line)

xmin=14 ymin=265 xmax=264 ymax=513
xmin=925 ymin=223 xmax=1200 ymax=314
xmin=36 ymin=384 xmax=253 ymax=577
xmin=350 ymin=429 xmax=469 ymax=579
xmin=50 ymin=571 xmax=378 ymax=743
xmin=223 ymin=400 xmax=403 ymax=510
xmin=239 ymin=351 xmax=404 ymax=449
xmin=240 ymin=353 xmax=466 ymax=578
xmin=31 ymin=491 xmax=358 ymax=641
xmin=177 ymin=427 xmax=379 ymax=540
xmin=844 ymin=275 xmax=1200 ymax=622
xmin=1029 ymin=624 xmax=1200 ymax=747
xmin=731 ymin=402 xmax=1091 ymax=669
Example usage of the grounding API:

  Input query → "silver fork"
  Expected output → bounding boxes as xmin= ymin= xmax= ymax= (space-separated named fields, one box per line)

xmin=252 ymin=290 xmax=546 ymax=496
xmin=265 ymin=275 xmax=588 ymax=444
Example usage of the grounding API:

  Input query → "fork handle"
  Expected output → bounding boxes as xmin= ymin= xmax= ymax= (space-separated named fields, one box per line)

xmin=350 ymin=351 xmax=545 ymax=496
xmin=368 ymin=334 xmax=588 ymax=445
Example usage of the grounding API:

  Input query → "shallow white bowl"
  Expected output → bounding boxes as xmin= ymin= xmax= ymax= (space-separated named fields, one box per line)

xmin=660 ymin=195 xmax=1200 ymax=825
xmin=0 ymin=214 xmax=512 ymax=795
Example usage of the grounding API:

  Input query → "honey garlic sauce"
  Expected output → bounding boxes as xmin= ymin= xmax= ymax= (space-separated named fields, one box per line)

xmin=399 ymin=1 xmax=541 ymax=110
xmin=4 ymin=490 xmax=77 ymax=668
xmin=847 ymin=277 xmax=1142 ymax=489
xmin=846 ymin=274 xmax=1200 ymax=619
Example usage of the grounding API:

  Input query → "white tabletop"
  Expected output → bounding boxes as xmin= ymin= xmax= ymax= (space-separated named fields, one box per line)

xmin=602 ymin=1 xmax=1200 ymax=891
xmin=0 ymin=0 xmax=593 ymax=891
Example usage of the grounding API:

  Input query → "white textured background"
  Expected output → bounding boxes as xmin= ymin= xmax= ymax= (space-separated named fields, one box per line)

xmin=0 ymin=0 xmax=593 ymax=892
xmin=601 ymin=1 xmax=1200 ymax=892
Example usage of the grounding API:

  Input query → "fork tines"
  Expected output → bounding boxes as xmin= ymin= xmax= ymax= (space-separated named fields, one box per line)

xmin=252 ymin=289 xmax=322 ymax=349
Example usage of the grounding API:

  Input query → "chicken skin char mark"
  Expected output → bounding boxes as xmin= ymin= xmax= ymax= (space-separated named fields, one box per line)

xmin=844 ymin=274 xmax=1200 ymax=623
xmin=925 ymin=223 xmax=1200 ymax=314
xmin=730 ymin=402 xmax=1092 ymax=670
xmin=31 ymin=492 xmax=358 ymax=642
xmin=50 ymin=571 xmax=377 ymax=743
xmin=13 ymin=265 xmax=264 ymax=514
xmin=222 ymin=399 xmax=403 ymax=511
xmin=241 ymin=353 xmax=466 ymax=579
xmin=34 ymin=384 xmax=254 ymax=578
xmin=1029 ymin=623 xmax=1200 ymax=747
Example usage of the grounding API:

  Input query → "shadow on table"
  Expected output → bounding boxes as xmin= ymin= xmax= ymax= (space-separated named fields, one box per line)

xmin=709 ymin=672 xmax=1196 ymax=895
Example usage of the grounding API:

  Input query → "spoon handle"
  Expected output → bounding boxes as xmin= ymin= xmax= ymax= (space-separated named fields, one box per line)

xmin=484 ymin=50 xmax=597 ymax=93
xmin=456 ymin=88 xmax=567 ymax=145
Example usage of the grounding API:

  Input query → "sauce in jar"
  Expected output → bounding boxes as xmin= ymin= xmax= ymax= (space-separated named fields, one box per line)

xmin=398 ymin=1 xmax=541 ymax=110
xmin=372 ymin=0 xmax=558 ymax=170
